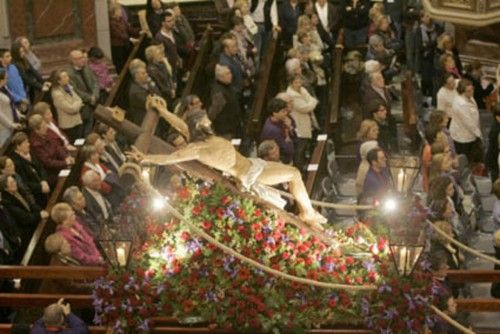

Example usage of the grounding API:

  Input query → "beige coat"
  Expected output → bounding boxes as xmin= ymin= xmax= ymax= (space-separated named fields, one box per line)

xmin=51 ymin=85 xmax=83 ymax=129
xmin=286 ymin=86 xmax=318 ymax=139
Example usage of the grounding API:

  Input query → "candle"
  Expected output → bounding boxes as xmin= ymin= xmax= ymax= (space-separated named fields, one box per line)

xmin=399 ymin=247 xmax=407 ymax=274
xmin=13 ymin=278 xmax=21 ymax=290
xmin=397 ymin=169 xmax=404 ymax=193
xmin=116 ymin=247 xmax=126 ymax=267
xmin=142 ymin=169 xmax=150 ymax=184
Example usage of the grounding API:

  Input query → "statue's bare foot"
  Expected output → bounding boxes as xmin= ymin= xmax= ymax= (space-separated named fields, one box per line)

xmin=299 ymin=210 xmax=327 ymax=231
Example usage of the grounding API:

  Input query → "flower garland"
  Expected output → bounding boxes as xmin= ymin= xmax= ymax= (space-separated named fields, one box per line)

xmin=93 ymin=180 xmax=448 ymax=333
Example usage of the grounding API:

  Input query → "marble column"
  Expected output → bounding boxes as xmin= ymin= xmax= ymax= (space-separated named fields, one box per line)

xmin=0 ymin=0 xmax=11 ymax=48
xmin=95 ymin=0 xmax=111 ymax=58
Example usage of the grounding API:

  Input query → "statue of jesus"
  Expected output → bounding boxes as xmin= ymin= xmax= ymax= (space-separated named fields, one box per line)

xmin=128 ymin=96 xmax=327 ymax=230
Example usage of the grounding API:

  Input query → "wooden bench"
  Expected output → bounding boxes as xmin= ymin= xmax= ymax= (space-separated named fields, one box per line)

xmin=305 ymin=40 xmax=344 ymax=197
xmin=180 ymin=26 xmax=214 ymax=106
xmin=104 ymin=33 xmax=148 ymax=108
xmin=246 ymin=32 xmax=282 ymax=140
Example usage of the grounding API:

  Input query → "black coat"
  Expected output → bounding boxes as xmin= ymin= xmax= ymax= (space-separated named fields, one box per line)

xmin=155 ymin=31 xmax=181 ymax=74
xmin=208 ymin=81 xmax=242 ymax=137
xmin=341 ymin=0 xmax=370 ymax=30
xmin=82 ymin=187 xmax=113 ymax=227
xmin=10 ymin=152 xmax=49 ymax=206
xmin=279 ymin=1 xmax=303 ymax=45
xmin=464 ymin=73 xmax=495 ymax=110
xmin=147 ymin=62 xmax=176 ymax=102
xmin=485 ymin=118 xmax=500 ymax=181
xmin=127 ymin=81 xmax=160 ymax=125
xmin=314 ymin=2 xmax=342 ymax=48
xmin=0 ymin=205 xmax=22 ymax=264
xmin=1 ymin=190 xmax=41 ymax=251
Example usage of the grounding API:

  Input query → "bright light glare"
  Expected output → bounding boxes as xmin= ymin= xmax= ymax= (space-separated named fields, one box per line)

xmin=153 ymin=197 xmax=165 ymax=210
xmin=382 ymin=198 xmax=397 ymax=213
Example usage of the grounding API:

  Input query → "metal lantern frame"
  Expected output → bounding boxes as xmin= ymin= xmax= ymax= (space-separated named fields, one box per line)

xmin=388 ymin=218 xmax=427 ymax=277
xmin=96 ymin=226 xmax=134 ymax=269
xmin=388 ymin=156 xmax=421 ymax=195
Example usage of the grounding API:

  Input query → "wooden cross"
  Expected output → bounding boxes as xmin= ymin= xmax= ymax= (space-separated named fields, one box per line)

xmin=94 ymin=105 xmax=336 ymax=245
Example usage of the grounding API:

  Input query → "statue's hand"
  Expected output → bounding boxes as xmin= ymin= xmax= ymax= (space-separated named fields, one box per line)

xmin=125 ymin=146 xmax=145 ymax=163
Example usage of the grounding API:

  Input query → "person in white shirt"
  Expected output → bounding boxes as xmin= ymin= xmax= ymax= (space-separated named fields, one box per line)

xmin=449 ymin=79 xmax=482 ymax=164
xmin=437 ymin=72 xmax=459 ymax=119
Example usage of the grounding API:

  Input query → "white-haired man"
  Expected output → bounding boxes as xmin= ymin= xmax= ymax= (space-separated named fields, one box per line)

xmin=81 ymin=170 xmax=112 ymax=225
xmin=208 ymin=64 xmax=242 ymax=139
xmin=127 ymin=59 xmax=160 ymax=125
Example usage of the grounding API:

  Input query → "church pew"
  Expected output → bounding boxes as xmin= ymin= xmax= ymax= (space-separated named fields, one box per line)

xmin=180 ymin=27 xmax=214 ymax=106
xmin=305 ymin=40 xmax=345 ymax=197
xmin=104 ymin=33 xmax=147 ymax=108
xmin=246 ymin=32 xmax=282 ymax=140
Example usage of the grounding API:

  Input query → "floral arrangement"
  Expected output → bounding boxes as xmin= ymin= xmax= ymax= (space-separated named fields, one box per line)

xmin=92 ymin=180 xmax=447 ymax=333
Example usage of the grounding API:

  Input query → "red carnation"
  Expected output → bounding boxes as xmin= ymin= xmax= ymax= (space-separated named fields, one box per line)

xmin=180 ymin=231 xmax=191 ymax=241
xmin=355 ymin=277 xmax=363 ymax=284
xmin=236 ymin=208 xmax=246 ymax=219
xmin=282 ymin=252 xmax=290 ymax=260
xmin=192 ymin=206 xmax=202 ymax=216
xmin=202 ymin=220 xmax=212 ymax=230
xmin=255 ymin=232 xmax=263 ymax=241
xmin=177 ymin=187 xmax=189 ymax=199
xmin=254 ymin=209 xmax=262 ymax=217
xmin=339 ymin=264 xmax=347 ymax=273
xmin=182 ymin=299 xmax=195 ymax=313
xmin=345 ymin=256 xmax=355 ymax=265
xmin=216 ymin=207 xmax=225 ymax=219
xmin=377 ymin=238 xmax=387 ymax=251
xmin=328 ymin=298 xmax=337 ymax=308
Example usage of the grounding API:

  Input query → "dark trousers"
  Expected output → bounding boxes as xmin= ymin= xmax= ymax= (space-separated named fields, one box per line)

xmin=454 ymin=138 xmax=483 ymax=164
xmin=294 ymin=138 xmax=310 ymax=172
xmin=81 ymin=104 xmax=94 ymax=137
xmin=111 ymin=45 xmax=131 ymax=74
xmin=63 ymin=124 xmax=83 ymax=143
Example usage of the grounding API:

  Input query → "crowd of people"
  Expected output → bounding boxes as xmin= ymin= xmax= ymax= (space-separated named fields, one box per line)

xmin=1 ymin=0 xmax=500 ymax=332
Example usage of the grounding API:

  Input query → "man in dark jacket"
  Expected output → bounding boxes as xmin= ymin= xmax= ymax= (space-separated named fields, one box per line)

xmin=67 ymin=50 xmax=100 ymax=136
xmin=31 ymin=299 xmax=89 ymax=334
xmin=218 ymin=33 xmax=245 ymax=96
xmin=367 ymin=101 xmax=398 ymax=154
xmin=155 ymin=11 xmax=181 ymax=76
xmin=314 ymin=0 xmax=341 ymax=50
xmin=128 ymin=61 xmax=160 ymax=125
xmin=341 ymin=0 xmax=370 ymax=48
xmin=279 ymin=0 xmax=302 ymax=47
xmin=208 ymin=65 xmax=242 ymax=139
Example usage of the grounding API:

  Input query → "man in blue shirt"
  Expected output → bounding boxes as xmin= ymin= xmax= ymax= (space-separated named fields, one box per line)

xmin=362 ymin=147 xmax=392 ymax=200
xmin=218 ymin=33 xmax=245 ymax=96
xmin=31 ymin=299 xmax=89 ymax=334
xmin=0 ymin=49 xmax=29 ymax=107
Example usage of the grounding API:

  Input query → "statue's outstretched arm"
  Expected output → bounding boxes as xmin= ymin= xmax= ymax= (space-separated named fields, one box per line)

xmin=147 ymin=95 xmax=190 ymax=141
xmin=141 ymin=142 xmax=204 ymax=165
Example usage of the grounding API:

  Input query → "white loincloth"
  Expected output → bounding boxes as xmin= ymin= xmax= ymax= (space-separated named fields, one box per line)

xmin=240 ymin=158 xmax=287 ymax=209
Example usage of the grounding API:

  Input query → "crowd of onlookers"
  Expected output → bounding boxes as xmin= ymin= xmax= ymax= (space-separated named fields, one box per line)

xmin=1 ymin=0 xmax=500 ymax=332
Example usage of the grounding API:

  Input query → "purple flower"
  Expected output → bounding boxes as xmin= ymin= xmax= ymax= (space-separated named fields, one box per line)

xmin=361 ymin=298 xmax=370 ymax=316
xmin=378 ymin=283 xmax=392 ymax=293
xmin=324 ymin=262 xmax=336 ymax=273
xmin=363 ymin=260 xmax=376 ymax=272
xmin=384 ymin=309 xmax=397 ymax=320
xmin=137 ymin=319 xmax=150 ymax=332
xmin=205 ymin=291 xmax=218 ymax=302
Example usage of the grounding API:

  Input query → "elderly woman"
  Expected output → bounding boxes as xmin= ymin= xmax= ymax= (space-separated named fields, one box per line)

xmin=32 ymin=102 xmax=76 ymax=152
xmin=85 ymin=132 xmax=120 ymax=174
xmin=63 ymin=186 xmax=99 ymax=237
xmin=450 ymin=79 xmax=482 ymax=164
xmin=9 ymin=132 xmax=50 ymax=206
xmin=0 ymin=174 xmax=49 ymax=251
xmin=28 ymin=114 xmax=74 ymax=185
xmin=145 ymin=44 xmax=176 ymax=103
xmin=372 ymin=15 xmax=400 ymax=51
xmin=0 ymin=155 xmax=35 ymax=201
xmin=50 ymin=69 xmax=84 ymax=142
xmin=50 ymin=202 xmax=103 ymax=266
xmin=286 ymin=74 xmax=318 ymax=170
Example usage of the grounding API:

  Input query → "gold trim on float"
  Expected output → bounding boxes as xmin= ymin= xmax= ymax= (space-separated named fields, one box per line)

xmin=423 ymin=0 xmax=500 ymax=27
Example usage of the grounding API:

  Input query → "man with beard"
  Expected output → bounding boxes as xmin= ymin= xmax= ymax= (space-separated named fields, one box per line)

xmin=127 ymin=96 xmax=326 ymax=230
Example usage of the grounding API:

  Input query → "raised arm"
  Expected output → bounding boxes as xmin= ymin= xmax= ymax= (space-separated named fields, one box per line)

xmin=147 ymin=95 xmax=190 ymax=141
xmin=128 ymin=141 xmax=206 ymax=166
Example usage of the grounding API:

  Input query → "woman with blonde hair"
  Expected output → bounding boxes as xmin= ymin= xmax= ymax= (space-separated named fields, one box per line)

xmin=50 ymin=202 xmax=103 ymax=266
xmin=355 ymin=120 xmax=379 ymax=195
